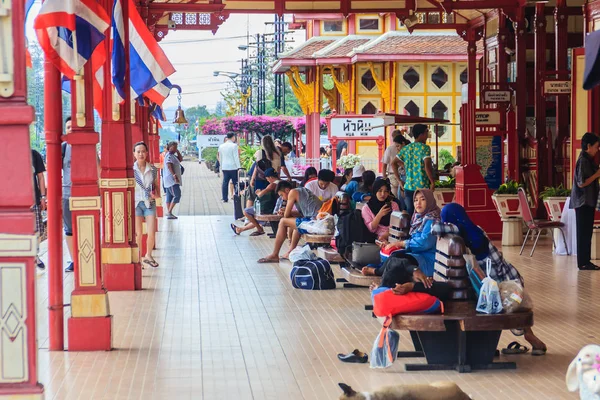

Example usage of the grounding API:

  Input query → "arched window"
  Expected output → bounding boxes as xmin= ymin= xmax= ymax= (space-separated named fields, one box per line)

xmin=361 ymin=102 xmax=377 ymax=114
xmin=431 ymin=100 xmax=448 ymax=136
xmin=402 ymin=67 xmax=420 ymax=89
xmin=431 ymin=67 xmax=448 ymax=89
xmin=404 ymin=100 xmax=420 ymax=117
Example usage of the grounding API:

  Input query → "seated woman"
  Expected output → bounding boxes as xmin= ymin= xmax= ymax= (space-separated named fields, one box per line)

xmin=347 ymin=170 xmax=376 ymax=202
xmin=432 ymin=203 xmax=547 ymax=355
xmin=339 ymin=168 xmax=353 ymax=191
xmin=300 ymin=167 xmax=317 ymax=187
xmin=231 ymin=168 xmax=279 ymax=236
xmin=363 ymin=189 xmax=440 ymax=278
xmin=361 ymin=179 xmax=400 ymax=241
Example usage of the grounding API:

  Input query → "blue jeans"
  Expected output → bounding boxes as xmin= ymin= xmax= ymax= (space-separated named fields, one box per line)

xmin=135 ymin=201 xmax=157 ymax=217
xmin=404 ymin=190 xmax=415 ymax=217
xmin=222 ymin=170 xmax=238 ymax=201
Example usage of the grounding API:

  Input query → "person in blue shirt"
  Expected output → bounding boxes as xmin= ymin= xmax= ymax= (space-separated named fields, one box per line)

xmin=363 ymin=189 xmax=440 ymax=277
xmin=346 ymin=169 xmax=376 ymax=202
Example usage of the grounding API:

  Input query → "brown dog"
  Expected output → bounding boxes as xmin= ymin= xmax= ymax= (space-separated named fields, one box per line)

xmin=338 ymin=382 xmax=471 ymax=400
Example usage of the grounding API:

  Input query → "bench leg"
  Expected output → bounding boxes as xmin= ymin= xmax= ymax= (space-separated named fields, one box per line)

xmin=397 ymin=331 xmax=424 ymax=358
xmin=267 ymin=221 xmax=279 ymax=238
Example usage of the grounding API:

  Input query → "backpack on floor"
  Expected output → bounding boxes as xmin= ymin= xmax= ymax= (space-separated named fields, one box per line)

xmin=335 ymin=209 xmax=377 ymax=257
xmin=290 ymin=258 xmax=336 ymax=290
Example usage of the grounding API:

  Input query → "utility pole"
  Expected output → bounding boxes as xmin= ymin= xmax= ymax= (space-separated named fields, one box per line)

xmin=274 ymin=15 xmax=286 ymax=113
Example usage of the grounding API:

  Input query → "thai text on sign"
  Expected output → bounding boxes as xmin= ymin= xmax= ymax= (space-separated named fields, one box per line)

xmin=330 ymin=117 xmax=385 ymax=138
xmin=483 ymin=90 xmax=511 ymax=103
xmin=197 ymin=135 xmax=224 ymax=148
xmin=543 ymin=80 xmax=571 ymax=95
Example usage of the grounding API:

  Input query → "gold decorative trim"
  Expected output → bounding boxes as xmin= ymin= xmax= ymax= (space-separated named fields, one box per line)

xmin=101 ymin=246 xmax=132 ymax=264
xmin=127 ymin=191 xmax=132 ymax=243
xmin=0 ymin=234 xmax=38 ymax=257
xmin=100 ymin=178 xmax=130 ymax=189
xmin=0 ymin=262 xmax=28 ymax=383
xmin=70 ymin=196 xmax=101 ymax=211
xmin=132 ymin=247 xmax=140 ymax=263
xmin=104 ymin=192 xmax=111 ymax=243
xmin=0 ymin=394 xmax=43 ymax=400
xmin=71 ymin=293 xmax=110 ymax=318
xmin=112 ymin=192 xmax=125 ymax=243
xmin=128 ymin=178 xmax=135 ymax=188
xmin=76 ymin=215 xmax=97 ymax=287
xmin=224 ymin=1 xmax=274 ymax=10
xmin=155 ymin=197 xmax=163 ymax=207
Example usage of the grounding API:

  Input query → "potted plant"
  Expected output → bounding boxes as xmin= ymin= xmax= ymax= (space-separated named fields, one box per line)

xmin=433 ymin=178 xmax=455 ymax=207
xmin=491 ymin=180 xmax=522 ymax=219
xmin=540 ymin=184 xmax=570 ymax=221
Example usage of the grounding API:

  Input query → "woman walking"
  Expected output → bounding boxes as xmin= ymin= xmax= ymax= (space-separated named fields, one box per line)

xmin=133 ymin=142 xmax=159 ymax=268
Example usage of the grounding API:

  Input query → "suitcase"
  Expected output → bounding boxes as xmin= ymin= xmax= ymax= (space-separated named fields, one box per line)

xmin=233 ymin=170 xmax=246 ymax=220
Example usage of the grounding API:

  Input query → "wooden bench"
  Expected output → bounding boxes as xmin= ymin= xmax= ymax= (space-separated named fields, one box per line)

xmin=433 ymin=235 xmax=471 ymax=300
xmin=393 ymin=301 xmax=533 ymax=372
xmin=255 ymin=214 xmax=283 ymax=238
xmin=388 ymin=211 xmax=410 ymax=243
xmin=304 ymin=234 xmax=334 ymax=249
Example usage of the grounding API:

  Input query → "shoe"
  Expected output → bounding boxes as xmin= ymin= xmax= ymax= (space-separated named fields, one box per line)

xmin=64 ymin=262 xmax=74 ymax=272
xmin=578 ymin=263 xmax=600 ymax=271
xmin=167 ymin=214 xmax=178 ymax=220
xmin=36 ymin=260 xmax=45 ymax=270
xmin=222 ymin=199 xmax=228 ymax=203
xmin=337 ymin=349 xmax=368 ymax=363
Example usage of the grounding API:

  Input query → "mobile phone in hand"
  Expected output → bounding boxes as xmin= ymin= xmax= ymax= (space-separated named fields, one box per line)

xmin=375 ymin=240 xmax=383 ymax=247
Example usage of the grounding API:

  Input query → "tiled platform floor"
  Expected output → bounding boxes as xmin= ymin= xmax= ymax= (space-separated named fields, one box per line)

xmin=34 ymin=162 xmax=594 ymax=399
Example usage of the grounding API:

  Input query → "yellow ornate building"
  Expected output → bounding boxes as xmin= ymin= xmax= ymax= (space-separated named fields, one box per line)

xmin=276 ymin=12 xmax=480 ymax=163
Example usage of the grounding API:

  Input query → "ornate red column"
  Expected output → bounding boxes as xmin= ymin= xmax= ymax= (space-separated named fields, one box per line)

xmin=514 ymin=12 xmax=528 ymax=141
xmin=99 ymin=0 xmax=142 ymax=291
xmin=67 ymin=59 xmax=112 ymax=351
xmin=534 ymin=3 xmax=550 ymax=210
xmin=0 ymin=0 xmax=44 ymax=396
xmin=554 ymin=0 xmax=569 ymax=186
xmin=455 ymin=28 xmax=502 ymax=239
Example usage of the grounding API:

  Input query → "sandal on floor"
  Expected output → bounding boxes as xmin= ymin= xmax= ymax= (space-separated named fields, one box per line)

xmin=501 ymin=341 xmax=529 ymax=355
xmin=230 ymin=223 xmax=240 ymax=236
xmin=142 ymin=258 xmax=159 ymax=268
xmin=250 ymin=231 xmax=265 ymax=237
xmin=257 ymin=257 xmax=279 ymax=264
xmin=578 ymin=263 xmax=600 ymax=271
xmin=531 ymin=348 xmax=547 ymax=356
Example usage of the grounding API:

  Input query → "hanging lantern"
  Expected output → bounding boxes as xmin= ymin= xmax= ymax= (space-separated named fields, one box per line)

xmin=173 ymin=93 xmax=188 ymax=124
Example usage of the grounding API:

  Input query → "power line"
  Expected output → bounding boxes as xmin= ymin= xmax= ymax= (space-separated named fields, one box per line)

xmin=172 ymin=60 xmax=240 ymax=66
xmin=160 ymin=35 xmax=248 ymax=45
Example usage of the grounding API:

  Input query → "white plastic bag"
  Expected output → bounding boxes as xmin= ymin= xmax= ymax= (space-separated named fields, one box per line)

xmin=288 ymin=244 xmax=316 ymax=263
xmin=476 ymin=259 xmax=503 ymax=314
xmin=370 ymin=317 xmax=400 ymax=369
xmin=298 ymin=215 xmax=335 ymax=235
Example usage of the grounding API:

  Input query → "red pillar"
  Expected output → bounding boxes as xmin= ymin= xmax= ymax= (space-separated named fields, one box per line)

xmin=455 ymin=29 xmax=502 ymax=239
xmin=99 ymin=0 xmax=142 ymax=291
xmin=0 ymin=1 xmax=44 ymax=396
xmin=43 ymin=38 xmax=64 ymax=351
xmin=554 ymin=0 xmax=569 ymax=186
xmin=514 ymin=13 xmax=528 ymax=141
xmin=67 ymin=60 xmax=112 ymax=352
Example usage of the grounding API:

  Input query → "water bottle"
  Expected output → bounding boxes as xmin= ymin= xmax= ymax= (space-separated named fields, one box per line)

xmin=255 ymin=198 xmax=261 ymax=215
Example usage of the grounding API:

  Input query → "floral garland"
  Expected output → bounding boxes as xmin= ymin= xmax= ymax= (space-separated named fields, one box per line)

xmin=337 ymin=154 xmax=362 ymax=169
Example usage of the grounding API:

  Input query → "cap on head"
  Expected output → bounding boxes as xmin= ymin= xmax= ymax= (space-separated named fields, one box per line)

xmin=264 ymin=168 xmax=277 ymax=178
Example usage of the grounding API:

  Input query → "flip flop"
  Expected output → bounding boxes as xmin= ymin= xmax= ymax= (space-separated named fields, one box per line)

xmin=578 ymin=264 xmax=600 ymax=271
xmin=532 ymin=348 xmax=547 ymax=356
xmin=230 ymin=223 xmax=240 ymax=235
xmin=279 ymin=256 xmax=290 ymax=261
xmin=257 ymin=257 xmax=279 ymax=264
xmin=250 ymin=231 xmax=265 ymax=237
xmin=501 ymin=341 xmax=529 ymax=355
xmin=142 ymin=258 xmax=159 ymax=268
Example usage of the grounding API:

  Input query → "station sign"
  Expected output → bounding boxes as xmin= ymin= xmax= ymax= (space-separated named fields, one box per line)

xmin=475 ymin=110 xmax=502 ymax=127
xmin=329 ymin=116 xmax=385 ymax=138
xmin=197 ymin=135 xmax=224 ymax=148
xmin=483 ymin=90 xmax=511 ymax=103
xmin=543 ymin=80 xmax=571 ymax=95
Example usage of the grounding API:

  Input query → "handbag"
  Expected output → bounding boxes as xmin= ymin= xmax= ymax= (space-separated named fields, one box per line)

xmin=180 ymin=165 xmax=185 ymax=175
xmin=352 ymin=242 xmax=381 ymax=265
xmin=255 ymin=150 xmax=272 ymax=180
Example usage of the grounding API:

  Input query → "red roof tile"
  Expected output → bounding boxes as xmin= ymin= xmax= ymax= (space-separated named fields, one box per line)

xmin=359 ymin=35 xmax=470 ymax=55
xmin=319 ymin=39 xmax=370 ymax=58
xmin=285 ymin=39 xmax=337 ymax=59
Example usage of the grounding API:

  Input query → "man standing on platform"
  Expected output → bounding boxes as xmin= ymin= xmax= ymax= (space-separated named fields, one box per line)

xmin=383 ymin=130 xmax=403 ymax=196
xmin=163 ymin=141 xmax=183 ymax=219
xmin=392 ymin=124 xmax=435 ymax=216
xmin=32 ymin=148 xmax=47 ymax=269
xmin=218 ymin=132 xmax=241 ymax=203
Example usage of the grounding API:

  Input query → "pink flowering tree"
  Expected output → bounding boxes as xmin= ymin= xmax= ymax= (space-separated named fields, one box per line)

xmin=221 ymin=115 xmax=296 ymax=141
xmin=293 ymin=117 xmax=328 ymax=136
xmin=199 ymin=118 xmax=225 ymax=135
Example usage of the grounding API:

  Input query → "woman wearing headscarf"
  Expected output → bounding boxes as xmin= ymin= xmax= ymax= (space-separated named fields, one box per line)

xmin=432 ymin=203 xmax=547 ymax=355
xmin=363 ymin=189 xmax=440 ymax=278
xmin=361 ymin=179 xmax=400 ymax=240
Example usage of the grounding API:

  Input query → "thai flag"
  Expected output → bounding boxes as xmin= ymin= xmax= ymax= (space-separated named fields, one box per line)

xmin=34 ymin=0 xmax=110 ymax=79
xmin=111 ymin=0 xmax=175 ymax=104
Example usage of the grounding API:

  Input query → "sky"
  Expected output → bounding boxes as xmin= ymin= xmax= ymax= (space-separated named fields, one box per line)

xmin=25 ymin=3 xmax=305 ymax=116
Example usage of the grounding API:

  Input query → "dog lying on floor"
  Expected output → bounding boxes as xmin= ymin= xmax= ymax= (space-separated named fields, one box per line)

xmin=338 ymin=382 xmax=471 ymax=400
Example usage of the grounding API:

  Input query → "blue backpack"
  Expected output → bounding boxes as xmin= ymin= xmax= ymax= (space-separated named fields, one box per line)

xmin=290 ymin=258 xmax=336 ymax=290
